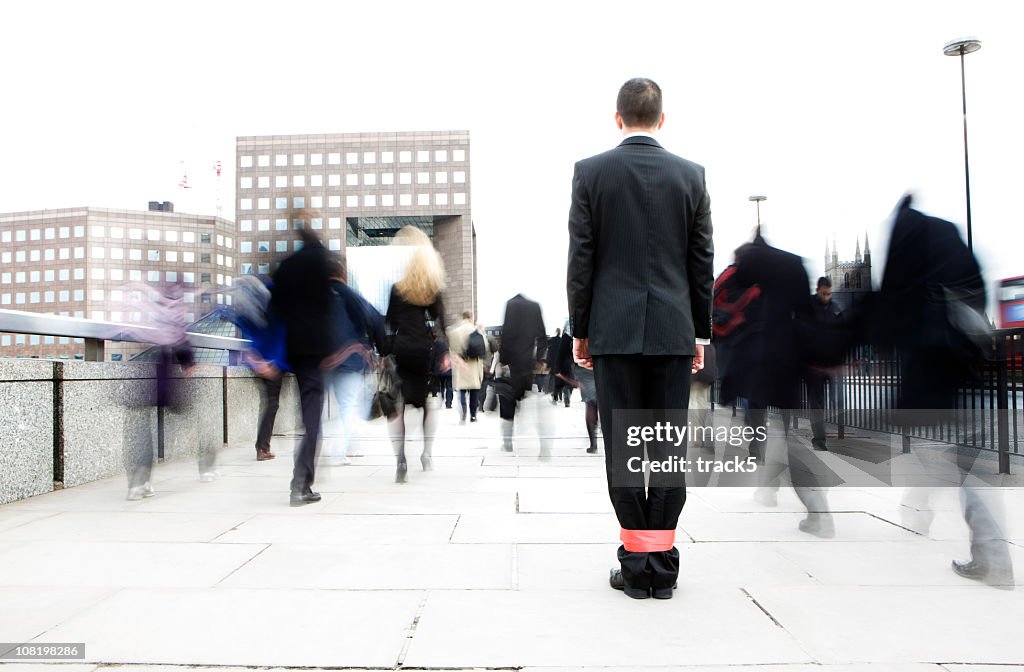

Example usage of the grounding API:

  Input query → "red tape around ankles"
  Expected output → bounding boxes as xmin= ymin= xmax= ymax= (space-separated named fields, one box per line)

xmin=620 ymin=528 xmax=675 ymax=552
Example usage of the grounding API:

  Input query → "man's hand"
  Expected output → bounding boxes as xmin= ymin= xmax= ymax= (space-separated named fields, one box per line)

xmin=573 ymin=337 xmax=593 ymax=370
xmin=691 ymin=343 xmax=705 ymax=375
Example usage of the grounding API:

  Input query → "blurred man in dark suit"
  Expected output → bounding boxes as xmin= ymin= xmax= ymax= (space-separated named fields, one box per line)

xmin=567 ymin=77 xmax=714 ymax=600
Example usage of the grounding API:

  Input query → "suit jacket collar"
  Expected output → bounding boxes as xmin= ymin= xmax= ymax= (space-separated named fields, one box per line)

xmin=618 ymin=135 xmax=663 ymax=149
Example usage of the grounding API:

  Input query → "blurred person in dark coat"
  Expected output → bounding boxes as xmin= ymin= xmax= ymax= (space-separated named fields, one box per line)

xmin=567 ymin=78 xmax=713 ymax=600
xmin=806 ymin=276 xmax=843 ymax=451
xmin=271 ymin=222 xmax=334 ymax=506
xmin=716 ymin=233 xmax=835 ymax=537
xmin=498 ymin=293 xmax=547 ymax=455
xmin=874 ymin=195 xmax=1012 ymax=588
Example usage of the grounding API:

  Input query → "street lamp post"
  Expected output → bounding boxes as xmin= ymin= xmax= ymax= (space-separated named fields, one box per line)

xmin=748 ymin=195 xmax=766 ymax=235
xmin=943 ymin=37 xmax=981 ymax=253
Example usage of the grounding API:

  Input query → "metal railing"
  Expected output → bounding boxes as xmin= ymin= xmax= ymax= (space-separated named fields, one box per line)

xmin=795 ymin=327 xmax=1023 ymax=474
xmin=0 ymin=308 xmax=249 ymax=361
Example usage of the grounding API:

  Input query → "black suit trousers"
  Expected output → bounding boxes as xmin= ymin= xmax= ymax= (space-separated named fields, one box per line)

xmin=289 ymin=358 xmax=324 ymax=495
xmin=593 ymin=354 xmax=692 ymax=590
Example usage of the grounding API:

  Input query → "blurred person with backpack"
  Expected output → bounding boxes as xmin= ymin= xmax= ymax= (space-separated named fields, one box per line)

xmin=446 ymin=311 xmax=487 ymax=423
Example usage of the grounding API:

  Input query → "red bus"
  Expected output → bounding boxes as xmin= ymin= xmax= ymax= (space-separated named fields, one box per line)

xmin=999 ymin=276 xmax=1024 ymax=328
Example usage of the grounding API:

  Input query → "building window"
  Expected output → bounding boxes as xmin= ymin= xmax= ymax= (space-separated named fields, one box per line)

xmin=435 ymin=193 xmax=448 ymax=205
xmin=435 ymin=171 xmax=447 ymax=184
xmin=275 ymin=197 xmax=287 ymax=209
xmin=855 ymin=272 xmax=862 ymax=289
xmin=454 ymin=192 xmax=467 ymax=205
xmin=418 ymin=172 xmax=430 ymax=184
xmin=148 ymin=271 xmax=160 ymax=282
xmin=15 ymin=293 xmax=25 ymax=304
xmin=328 ymin=217 xmax=341 ymax=229
xmin=200 ymin=233 xmax=212 ymax=243
xmin=59 ymin=248 xmax=70 ymax=260
xmin=346 ymin=195 xmax=358 ymax=207
xmin=328 ymin=152 xmax=341 ymax=165
xmin=240 ymin=220 xmax=253 ymax=232
xmin=166 ymin=271 xmax=178 ymax=282
xmin=59 ymin=290 xmax=69 ymax=301
xmin=418 ymin=194 xmax=430 ymax=206
xmin=240 ymin=241 xmax=252 ymax=253
xmin=276 ymin=219 xmax=288 ymax=231
xmin=310 ymin=196 xmax=322 ymax=208
xmin=258 ymin=219 xmax=270 ymax=231
xmin=382 ymin=194 xmax=394 ymax=207
xmin=311 ymin=153 xmax=322 ymax=165
xmin=311 ymin=218 xmax=323 ymax=230
xmin=31 ymin=229 xmax=41 ymax=241
xmin=259 ymin=197 xmax=271 ymax=210
xmin=240 ymin=155 xmax=253 ymax=168
xmin=399 ymin=151 xmax=412 ymax=163
xmin=844 ymin=273 xmax=850 ymax=289
xmin=346 ymin=174 xmax=358 ymax=186
xmin=15 ymin=251 xmax=25 ymax=262
xmin=258 ymin=241 xmax=270 ymax=252
xmin=74 ymin=268 xmax=85 ymax=280
xmin=329 ymin=174 xmax=342 ymax=187
xmin=293 ymin=197 xmax=305 ymax=208
xmin=328 ymin=195 xmax=341 ymax=208
xmin=258 ymin=176 xmax=270 ymax=188
xmin=293 ymin=175 xmax=306 ymax=188
xmin=240 ymin=263 xmax=253 ymax=275
xmin=275 ymin=154 xmax=287 ymax=167
xmin=276 ymin=241 xmax=288 ymax=252
xmin=45 ymin=227 xmax=55 ymax=239
xmin=91 ymin=268 xmax=104 ymax=280
xmin=30 ymin=250 xmax=41 ymax=262
xmin=183 ymin=272 xmax=195 ymax=284
xmin=311 ymin=175 xmax=323 ymax=187
xmin=200 ymin=273 xmax=211 ymax=284
xmin=30 ymin=271 xmax=40 ymax=283
xmin=129 ymin=249 xmax=141 ymax=260
xmin=166 ymin=250 xmax=178 ymax=262
xmin=74 ymin=247 xmax=84 ymax=259
xmin=364 ymin=173 xmax=376 ymax=186
xmin=240 ymin=177 xmax=252 ymax=189
xmin=258 ymin=155 xmax=270 ymax=167
xmin=292 ymin=153 xmax=305 ymax=166
xmin=346 ymin=152 xmax=358 ymax=165
xmin=329 ymin=239 xmax=341 ymax=251
xmin=129 ymin=270 xmax=142 ymax=281
xmin=15 ymin=230 xmax=26 ymax=242
xmin=381 ymin=151 xmax=394 ymax=164
xmin=183 ymin=251 xmax=195 ymax=263
xmin=400 ymin=194 xmax=412 ymax=206
xmin=44 ymin=270 xmax=54 ymax=281
xmin=240 ymin=198 xmax=253 ymax=211
xmin=44 ymin=249 xmax=55 ymax=261
xmin=30 ymin=292 xmax=40 ymax=304
xmin=110 ymin=269 xmax=123 ymax=281
xmin=201 ymin=252 xmax=211 ymax=263
xmin=59 ymin=227 xmax=70 ymax=238
xmin=454 ymin=171 xmax=466 ymax=183
xmin=435 ymin=150 xmax=447 ymax=162
xmin=417 ymin=150 xmax=430 ymax=163
xmin=73 ymin=290 xmax=84 ymax=301
xmin=400 ymin=173 xmax=412 ymax=185
xmin=364 ymin=195 xmax=376 ymax=207
xmin=44 ymin=291 xmax=54 ymax=303
xmin=148 ymin=250 xmax=160 ymax=261
xmin=453 ymin=149 xmax=466 ymax=162
xmin=275 ymin=175 xmax=288 ymax=188
xmin=92 ymin=247 xmax=105 ymax=259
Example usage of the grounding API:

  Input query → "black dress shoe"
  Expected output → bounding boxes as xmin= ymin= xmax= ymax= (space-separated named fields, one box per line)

xmin=289 ymin=491 xmax=321 ymax=507
xmin=609 ymin=568 xmax=649 ymax=599
xmin=812 ymin=439 xmax=828 ymax=451
xmin=652 ymin=586 xmax=674 ymax=599
xmin=396 ymin=460 xmax=408 ymax=483
xmin=952 ymin=559 xmax=1016 ymax=588
xmin=586 ymin=445 xmax=598 ymax=454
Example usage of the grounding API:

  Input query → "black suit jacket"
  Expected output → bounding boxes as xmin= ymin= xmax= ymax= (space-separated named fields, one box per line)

xmin=270 ymin=242 xmax=334 ymax=361
xmin=500 ymin=294 xmax=546 ymax=372
xmin=567 ymin=135 xmax=714 ymax=356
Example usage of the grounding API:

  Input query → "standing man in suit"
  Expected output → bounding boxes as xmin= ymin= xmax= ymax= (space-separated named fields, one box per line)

xmin=567 ymin=78 xmax=714 ymax=600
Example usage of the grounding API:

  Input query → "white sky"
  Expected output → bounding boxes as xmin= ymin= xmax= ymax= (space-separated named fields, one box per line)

xmin=2 ymin=0 xmax=1022 ymax=328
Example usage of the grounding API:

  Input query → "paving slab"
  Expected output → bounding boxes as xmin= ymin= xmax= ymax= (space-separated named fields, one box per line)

xmin=0 ymin=541 xmax=265 ymax=588
xmin=37 ymin=588 xmax=421 ymax=667
xmin=0 ymin=587 xmax=116 ymax=646
xmin=680 ymin=511 xmax=919 ymax=543
xmin=212 ymin=512 xmax=458 ymax=545
xmin=0 ymin=512 xmax=251 ymax=544
xmin=219 ymin=542 xmax=512 ymax=590
xmin=403 ymin=587 xmax=814 ymax=668
xmin=749 ymin=585 xmax=1024 ymax=664
xmin=451 ymin=512 xmax=623 ymax=544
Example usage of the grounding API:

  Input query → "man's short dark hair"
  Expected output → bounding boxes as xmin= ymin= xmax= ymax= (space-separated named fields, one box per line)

xmin=462 ymin=311 xmax=473 ymax=320
xmin=617 ymin=78 xmax=662 ymax=128
xmin=327 ymin=253 xmax=347 ymax=279
xmin=817 ymin=276 xmax=832 ymax=289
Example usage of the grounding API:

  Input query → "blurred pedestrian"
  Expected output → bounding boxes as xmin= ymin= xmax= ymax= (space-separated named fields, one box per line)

xmin=447 ymin=311 xmax=486 ymax=423
xmin=383 ymin=226 xmax=446 ymax=481
xmin=270 ymin=220 xmax=334 ymax=507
